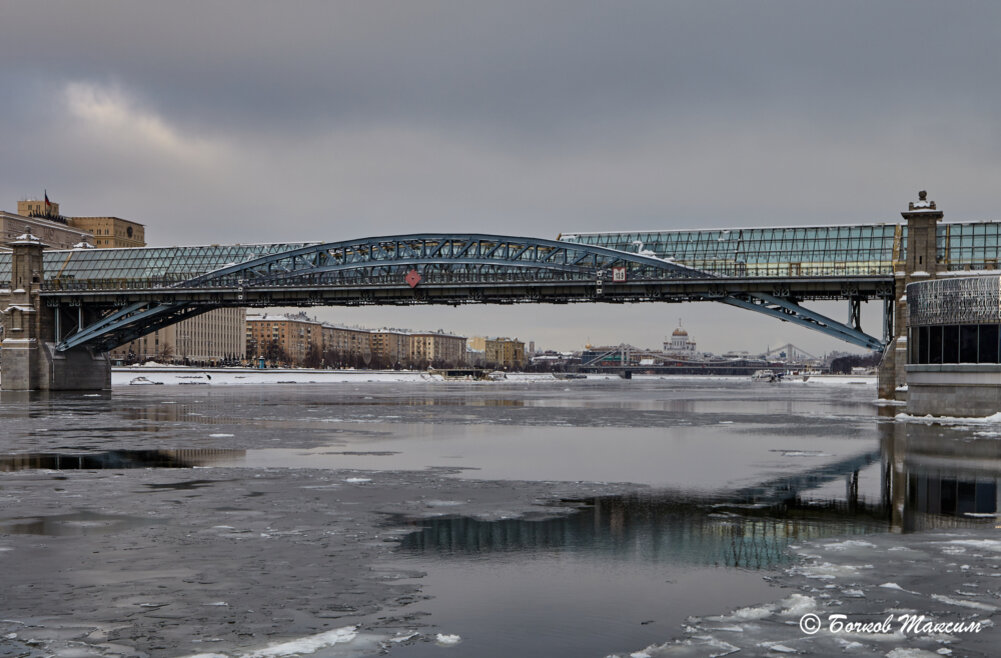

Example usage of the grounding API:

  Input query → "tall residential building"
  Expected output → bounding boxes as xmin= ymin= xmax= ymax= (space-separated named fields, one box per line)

xmin=246 ymin=313 xmax=321 ymax=364
xmin=110 ymin=308 xmax=246 ymax=364
xmin=408 ymin=331 xmax=467 ymax=367
xmin=369 ymin=329 xmax=409 ymax=366
xmin=470 ymin=336 xmax=525 ymax=369
xmin=320 ymin=323 xmax=373 ymax=364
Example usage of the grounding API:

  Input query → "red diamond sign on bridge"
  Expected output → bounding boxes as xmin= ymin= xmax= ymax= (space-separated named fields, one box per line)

xmin=405 ymin=269 xmax=422 ymax=288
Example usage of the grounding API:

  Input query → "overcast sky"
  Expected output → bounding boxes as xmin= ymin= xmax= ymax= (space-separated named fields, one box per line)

xmin=3 ymin=1 xmax=1000 ymax=354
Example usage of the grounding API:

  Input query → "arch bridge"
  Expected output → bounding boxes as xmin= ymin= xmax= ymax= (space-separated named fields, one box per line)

xmin=16 ymin=233 xmax=889 ymax=355
xmin=1 ymin=223 xmax=918 ymax=389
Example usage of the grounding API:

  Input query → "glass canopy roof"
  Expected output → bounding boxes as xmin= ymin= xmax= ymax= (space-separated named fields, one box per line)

xmin=0 ymin=243 xmax=314 ymax=286
xmin=2 ymin=221 xmax=1001 ymax=287
xmin=560 ymin=221 xmax=1001 ymax=277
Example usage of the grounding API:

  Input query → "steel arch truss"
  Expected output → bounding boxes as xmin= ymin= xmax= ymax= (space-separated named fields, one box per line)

xmin=53 ymin=233 xmax=886 ymax=353
xmin=179 ymin=233 xmax=708 ymax=289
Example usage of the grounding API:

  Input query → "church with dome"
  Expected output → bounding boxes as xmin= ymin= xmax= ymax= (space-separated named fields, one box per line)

xmin=664 ymin=321 xmax=697 ymax=353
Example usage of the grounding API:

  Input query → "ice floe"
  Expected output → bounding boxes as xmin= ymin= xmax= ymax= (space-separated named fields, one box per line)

xmin=896 ymin=411 xmax=1001 ymax=424
xmin=242 ymin=626 xmax=358 ymax=657
xmin=435 ymin=633 xmax=462 ymax=646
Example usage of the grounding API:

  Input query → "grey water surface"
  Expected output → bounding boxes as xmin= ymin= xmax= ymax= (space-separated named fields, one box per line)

xmin=0 ymin=378 xmax=921 ymax=657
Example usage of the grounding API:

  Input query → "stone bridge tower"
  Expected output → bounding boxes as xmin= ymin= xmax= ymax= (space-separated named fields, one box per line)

xmin=877 ymin=191 xmax=944 ymax=399
xmin=0 ymin=234 xmax=110 ymax=390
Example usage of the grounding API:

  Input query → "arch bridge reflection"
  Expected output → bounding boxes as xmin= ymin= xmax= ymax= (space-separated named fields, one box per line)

xmin=396 ymin=422 xmax=1001 ymax=569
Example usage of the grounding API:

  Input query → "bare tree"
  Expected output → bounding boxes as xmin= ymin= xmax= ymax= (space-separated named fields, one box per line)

xmin=303 ymin=342 xmax=323 ymax=369
xmin=157 ymin=344 xmax=174 ymax=363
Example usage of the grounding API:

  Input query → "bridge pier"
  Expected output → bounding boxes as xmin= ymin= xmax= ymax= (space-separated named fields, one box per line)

xmin=877 ymin=192 xmax=944 ymax=400
xmin=0 ymin=236 xmax=110 ymax=391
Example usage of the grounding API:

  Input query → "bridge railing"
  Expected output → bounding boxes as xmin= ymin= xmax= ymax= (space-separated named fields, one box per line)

xmin=40 ymin=276 xmax=191 ymax=291
xmin=669 ymin=260 xmax=894 ymax=277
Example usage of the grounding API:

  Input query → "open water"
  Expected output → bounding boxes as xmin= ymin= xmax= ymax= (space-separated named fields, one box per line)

xmin=2 ymin=377 xmax=991 ymax=656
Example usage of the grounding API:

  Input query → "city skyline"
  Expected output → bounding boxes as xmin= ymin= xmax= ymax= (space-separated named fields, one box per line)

xmin=3 ymin=2 xmax=999 ymax=353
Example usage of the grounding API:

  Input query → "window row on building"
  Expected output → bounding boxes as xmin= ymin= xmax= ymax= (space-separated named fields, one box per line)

xmin=245 ymin=313 xmax=470 ymax=368
xmin=110 ymin=308 xmax=247 ymax=365
xmin=466 ymin=336 xmax=526 ymax=369
xmin=908 ymin=324 xmax=1001 ymax=365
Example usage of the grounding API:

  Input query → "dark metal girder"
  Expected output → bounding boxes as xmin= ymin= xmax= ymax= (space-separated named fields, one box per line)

xmin=721 ymin=293 xmax=884 ymax=350
xmin=91 ymin=305 xmax=215 ymax=353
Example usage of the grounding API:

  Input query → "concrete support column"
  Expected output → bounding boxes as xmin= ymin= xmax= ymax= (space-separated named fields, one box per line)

xmin=878 ymin=192 xmax=944 ymax=400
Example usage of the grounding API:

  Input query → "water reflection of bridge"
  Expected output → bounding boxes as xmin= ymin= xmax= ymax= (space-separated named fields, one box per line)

xmin=0 ymin=448 xmax=245 ymax=471
xmin=398 ymin=423 xmax=1001 ymax=569
xmin=396 ymin=450 xmax=892 ymax=570
xmin=882 ymin=420 xmax=1001 ymax=532
xmin=397 ymin=494 xmax=886 ymax=570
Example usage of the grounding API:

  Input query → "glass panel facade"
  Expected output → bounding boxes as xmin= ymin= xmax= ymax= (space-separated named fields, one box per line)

xmin=2 ymin=218 xmax=1001 ymax=288
xmin=981 ymin=325 xmax=999 ymax=363
xmin=0 ymin=243 xmax=314 ymax=287
xmin=910 ymin=323 xmax=1001 ymax=364
xmin=929 ymin=325 xmax=942 ymax=364
xmin=561 ymin=220 xmax=1001 ymax=278
xmin=560 ymin=223 xmax=902 ymax=277
xmin=939 ymin=222 xmax=1001 ymax=271
xmin=960 ymin=325 xmax=979 ymax=362
xmin=942 ymin=324 xmax=959 ymax=364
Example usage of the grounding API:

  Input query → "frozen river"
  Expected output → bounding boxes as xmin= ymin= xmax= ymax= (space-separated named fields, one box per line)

xmin=1 ymin=377 xmax=998 ymax=656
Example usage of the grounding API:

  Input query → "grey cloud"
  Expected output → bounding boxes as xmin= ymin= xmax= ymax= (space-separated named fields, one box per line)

xmin=5 ymin=1 xmax=1001 ymax=138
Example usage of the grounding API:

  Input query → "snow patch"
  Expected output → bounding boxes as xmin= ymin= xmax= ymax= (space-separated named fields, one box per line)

xmin=896 ymin=411 xmax=1001 ymax=424
xmin=930 ymin=594 xmax=999 ymax=612
xmin=796 ymin=562 xmax=872 ymax=580
xmin=241 ymin=626 xmax=358 ymax=657
xmin=425 ymin=500 xmax=464 ymax=507
xmin=712 ymin=594 xmax=814 ymax=622
xmin=941 ymin=539 xmax=1001 ymax=552
xmin=822 ymin=539 xmax=877 ymax=551
xmin=886 ymin=649 xmax=941 ymax=658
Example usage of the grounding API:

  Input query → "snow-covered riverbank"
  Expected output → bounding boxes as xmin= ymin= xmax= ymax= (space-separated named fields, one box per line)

xmin=111 ymin=366 xmax=877 ymax=387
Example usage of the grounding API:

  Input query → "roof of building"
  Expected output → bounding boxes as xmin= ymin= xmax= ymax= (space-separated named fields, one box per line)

xmin=409 ymin=330 xmax=467 ymax=339
xmin=1 ymin=210 xmax=92 ymax=238
xmin=68 ymin=216 xmax=145 ymax=227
